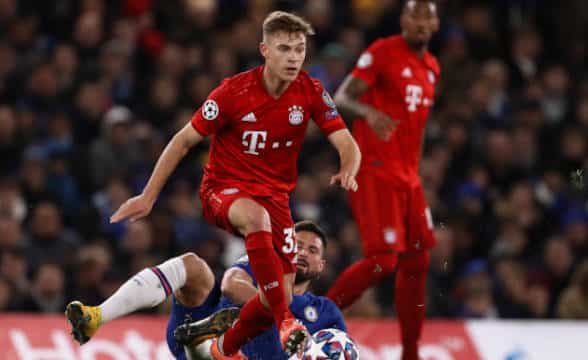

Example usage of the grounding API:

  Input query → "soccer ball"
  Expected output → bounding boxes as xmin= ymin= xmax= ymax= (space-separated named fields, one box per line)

xmin=301 ymin=328 xmax=360 ymax=360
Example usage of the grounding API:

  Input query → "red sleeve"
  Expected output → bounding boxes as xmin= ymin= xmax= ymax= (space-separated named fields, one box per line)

xmin=190 ymin=80 xmax=232 ymax=136
xmin=351 ymin=39 xmax=384 ymax=87
xmin=310 ymin=79 xmax=347 ymax=136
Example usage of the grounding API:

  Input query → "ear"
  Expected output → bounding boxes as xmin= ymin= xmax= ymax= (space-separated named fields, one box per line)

xmin=318 ymin=259 xmax=326 ymax=273
xmin=431 ymin=16 xmax=440 ymax=32
xmin=259 ymin=42 xmax=268 ymax=58
xmin=400 ymin=12 xmax=409 ymax=32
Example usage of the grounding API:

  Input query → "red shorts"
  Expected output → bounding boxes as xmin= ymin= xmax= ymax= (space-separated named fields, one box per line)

xmin=349 ymin=172 xmax=436 ymax=256
xmin=199 ymin=180 xmax=297 ymax=274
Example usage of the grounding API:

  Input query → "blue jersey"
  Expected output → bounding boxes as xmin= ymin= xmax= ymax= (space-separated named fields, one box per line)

xmin=223 ymin=257 xmax=346 ymax=360
xmin=166 ymin=256 xmax=346 ymax=359
xmin=241 ymin=292 xmax=346 ymax=360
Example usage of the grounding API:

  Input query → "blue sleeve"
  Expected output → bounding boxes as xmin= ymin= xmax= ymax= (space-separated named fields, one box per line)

xmin=230 ymin=255 xmax=257 ymax=288
xmin=326 ymin=299 xmax=347 ymax=332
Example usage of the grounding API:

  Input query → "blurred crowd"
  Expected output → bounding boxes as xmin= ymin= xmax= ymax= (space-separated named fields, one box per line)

xmin=1 ymin=0 xmax=588 ymax=320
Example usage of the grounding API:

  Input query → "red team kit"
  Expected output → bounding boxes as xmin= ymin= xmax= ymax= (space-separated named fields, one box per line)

xmin=192 ymin=65 xmax=346 ymax=273
xmin=350 ymin=35 xmax=440 ymax=255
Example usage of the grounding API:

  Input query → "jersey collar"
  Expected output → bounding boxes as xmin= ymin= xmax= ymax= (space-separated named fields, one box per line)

xmin=399 ymin=35 xmax=436 ymax=70
xmin=256 ymin=65 xmax=298 ymax=101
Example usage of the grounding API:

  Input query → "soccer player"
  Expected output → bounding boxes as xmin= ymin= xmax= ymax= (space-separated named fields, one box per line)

xmin=65 ymin=221 xmax=345 ymax=360
xmin=100 ymin=11 xmax=359 ymax=358
xmin=325 ymin=2 xmax=440 ymax=360
xmin=174 ymin=220 xmax=345 ymax=360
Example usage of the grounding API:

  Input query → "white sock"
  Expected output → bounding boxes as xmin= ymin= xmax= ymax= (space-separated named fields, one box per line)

xmin=99 ymin=256 xmax=187 ymax=323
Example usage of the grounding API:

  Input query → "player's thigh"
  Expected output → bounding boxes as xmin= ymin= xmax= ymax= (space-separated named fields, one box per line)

xmin=255 ymin=195 xmax=297 ymax=275
xmin=175 ymin=252 xmax=215 ymax=308
xmin=350 ymin=173 xmax=407 ymax=255
xmin=228 ymin=197 xmax=271 ymax=235
xmin=199 ymin=184 xmax=269 ymax=236
xmin=166 ymin=285 xmax=222 ymax=358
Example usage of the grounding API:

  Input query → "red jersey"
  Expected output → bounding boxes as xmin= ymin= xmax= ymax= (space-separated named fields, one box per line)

xmin=191 ymin=66 xmax=346 ymax=196
xmin=351 ymin=35 xmax=440 ymax=187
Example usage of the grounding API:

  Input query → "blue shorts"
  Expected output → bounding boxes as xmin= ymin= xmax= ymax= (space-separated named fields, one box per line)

xmin=166 ymin=282 xmax=222 ymax=359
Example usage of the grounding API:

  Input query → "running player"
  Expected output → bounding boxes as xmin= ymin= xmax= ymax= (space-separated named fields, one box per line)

xmin=106 ymin=10 xmax=360 ymax=358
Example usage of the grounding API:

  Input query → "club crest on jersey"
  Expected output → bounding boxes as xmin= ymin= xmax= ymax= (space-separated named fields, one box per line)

xmin=322 ymin=90 xmax=336 ymax=109
xmin=288 ymin=105 xmax=304 ymax=125
xmin=428 ymin=70 xmax=436 ymax=84
xmin=202 ymin=99 xmax=219 ymax=120
xmin=304 ymin=306 xmax=318 ymax=322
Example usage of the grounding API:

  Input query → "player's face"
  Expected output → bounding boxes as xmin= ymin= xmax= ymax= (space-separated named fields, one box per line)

xmin=401 ymin=1 xmax=439 ymax=49
xmin=260 ymin=31 xmax=306 ymax=82
xmin=295 ymin=230 xmax=325 ymax=284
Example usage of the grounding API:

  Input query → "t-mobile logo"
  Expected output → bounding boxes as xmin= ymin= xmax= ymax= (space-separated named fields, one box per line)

xmin=405 ymin=84 xmax=423 ymax=112
xmin=242 ymin=130 xmax=267 ymax=155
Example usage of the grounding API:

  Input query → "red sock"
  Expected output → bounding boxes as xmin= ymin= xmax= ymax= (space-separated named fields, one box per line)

xmin=221 ymin=295 xmax=274 ymax=355
xmin=395 ymin=250 xmax=430 ymax=360
xmin=244 ymin=231 xmax=292 ymax=325
xmin=326 ymin=253 xmax=397 ymax=309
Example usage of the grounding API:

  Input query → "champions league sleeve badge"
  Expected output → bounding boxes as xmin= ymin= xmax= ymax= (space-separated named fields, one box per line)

xmin=202 ymin=99 xmax=219 ymax=120
xmin=322 ymin=90 xmax=336 ymax=108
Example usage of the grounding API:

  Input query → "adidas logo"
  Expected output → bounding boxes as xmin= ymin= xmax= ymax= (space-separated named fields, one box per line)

xmin=402 ymin=67 xmax=413 ymax=78
xmin=241 ymin=112 xmax=256 ymax=122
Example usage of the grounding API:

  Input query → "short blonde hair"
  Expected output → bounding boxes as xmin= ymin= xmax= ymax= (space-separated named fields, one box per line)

xmin=262 ymin=11 xmax=315 ymax=40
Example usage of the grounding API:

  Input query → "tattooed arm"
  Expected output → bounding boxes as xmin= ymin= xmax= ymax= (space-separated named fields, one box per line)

xmin=334 ymin=75 xmax=372 ymax=118
xmin=334 ymin=75 xmax=397 ymax=140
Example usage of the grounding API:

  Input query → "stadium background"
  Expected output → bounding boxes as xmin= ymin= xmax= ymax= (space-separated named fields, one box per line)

xmin=0 ymin=0 xmax=588 ymax=358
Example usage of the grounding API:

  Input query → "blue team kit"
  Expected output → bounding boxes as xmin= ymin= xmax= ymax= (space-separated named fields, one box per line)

xmin=166 ymin=256 xmax=346 ymax=359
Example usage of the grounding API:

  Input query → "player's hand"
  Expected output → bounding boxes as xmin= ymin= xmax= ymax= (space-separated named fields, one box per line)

xmin=330 ymin=172 xmax=358 ymax=192
xmin=110 ymin=194 xmax=154 ymax=223
xmin=365 ymin=108 xmax=397 ymax=141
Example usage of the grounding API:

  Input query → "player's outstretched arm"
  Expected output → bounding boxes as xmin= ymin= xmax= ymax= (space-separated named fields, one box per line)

xmin=334 ymin=75 xmax=397 ymax=140
xmin=221 ymin=267 xmax=258 ymax=305
xmin=328 ymin=129 xmax=361 ymax=192
xmin=110 ymin=123 xmax=204 ymax=223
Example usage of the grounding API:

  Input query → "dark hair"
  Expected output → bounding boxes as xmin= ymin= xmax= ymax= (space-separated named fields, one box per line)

xmin=294 ymin=220 xmax=327 ymax=253
xmin=262 ymin=11 xmax=315 ymax=39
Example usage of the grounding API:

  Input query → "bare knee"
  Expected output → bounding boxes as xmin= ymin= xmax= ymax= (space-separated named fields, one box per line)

xmin=176 ymin=252 xmax=215 ymax=307
xmin=244 ymin=206 xmax=271 ymax=233
xmin=229 ymin=199 xmax=271 ymax=235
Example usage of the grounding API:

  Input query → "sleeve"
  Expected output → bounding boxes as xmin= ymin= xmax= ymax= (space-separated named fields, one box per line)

xmin=190 ymin=80 xmax=232 ymax=136
xmin=325 ymin=298 xmax=347 ymax=332
xmin=351 ymin=39 xmax=384 ymax=87
xmin=310 ymin=79 xmax=347 ymax=136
